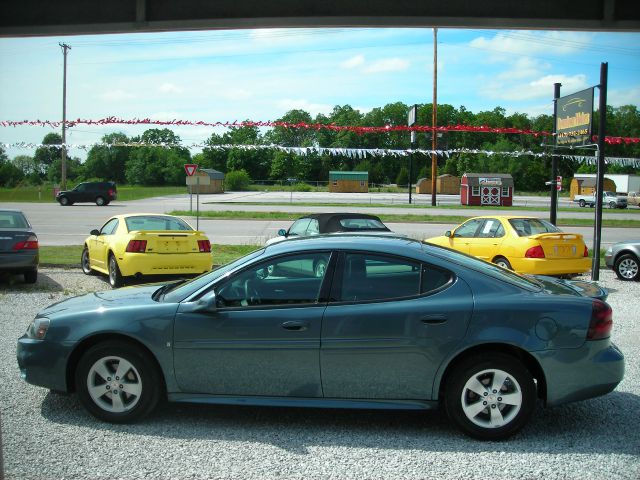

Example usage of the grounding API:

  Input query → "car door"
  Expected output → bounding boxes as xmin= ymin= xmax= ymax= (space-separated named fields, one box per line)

xmin=446 ymin=218 xmax=484 ymax=254
xmin=173 ymin=251 xmax=333 ymax=397
xmin=466 ymin=218 xmax=506 ymax=261
xmin=89 ymin=218 xmax=119 ymax=270
xmin=321 ymin=252 xmax=473 ymax=400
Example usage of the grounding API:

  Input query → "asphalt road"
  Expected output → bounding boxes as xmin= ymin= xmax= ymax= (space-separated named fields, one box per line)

xmin=4 ymin=192 xmax=639 ymax=249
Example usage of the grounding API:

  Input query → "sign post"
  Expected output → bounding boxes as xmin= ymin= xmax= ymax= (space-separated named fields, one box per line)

xmin=184 ymin=163 xmax=199 ymax=228
xmin=407 ymin=105 xmax=417 ymax=205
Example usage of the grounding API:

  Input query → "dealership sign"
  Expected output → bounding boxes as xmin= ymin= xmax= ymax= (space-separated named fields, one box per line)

xmin=555 ymin=88 xmax=594 ymax=147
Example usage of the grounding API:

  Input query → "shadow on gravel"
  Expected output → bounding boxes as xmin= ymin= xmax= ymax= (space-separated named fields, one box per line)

xmin=39 ymin=390 xmax=640 ymax=455
xmin=0 ymin=271 xmax=65 ymax=293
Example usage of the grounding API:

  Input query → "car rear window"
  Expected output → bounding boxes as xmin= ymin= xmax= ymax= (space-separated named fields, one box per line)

xmin=338 ymin=218 xmax=388 ymax=230
xmin=508 ymin=218 xmax=561 ymax=237
xmin=125 ymin=216 xmax=192 ymax=232
xmin=0 ymin=211 xmax=28 ymax=229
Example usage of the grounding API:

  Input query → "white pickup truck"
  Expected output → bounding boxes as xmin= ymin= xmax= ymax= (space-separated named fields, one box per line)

xmin=573 ymin=191 xmax=628 ymax=209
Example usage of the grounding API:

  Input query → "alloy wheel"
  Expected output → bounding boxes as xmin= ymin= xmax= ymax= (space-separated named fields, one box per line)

xmin=86 ymin=356 xmax=142 ymax=413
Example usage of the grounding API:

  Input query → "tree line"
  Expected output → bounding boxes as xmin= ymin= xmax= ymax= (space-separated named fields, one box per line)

xmin=1 ymin=102 xmax=638 ymax=192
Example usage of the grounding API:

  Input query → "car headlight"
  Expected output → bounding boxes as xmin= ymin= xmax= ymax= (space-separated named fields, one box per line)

xmin=27 ymin=317 xmax=50 ymax=339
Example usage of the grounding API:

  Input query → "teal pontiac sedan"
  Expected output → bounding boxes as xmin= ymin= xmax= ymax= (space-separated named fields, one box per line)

xmin=17 ymin=235 xmax=624 ymax=440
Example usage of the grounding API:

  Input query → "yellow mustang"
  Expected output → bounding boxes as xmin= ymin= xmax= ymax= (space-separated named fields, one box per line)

xmin=425 ymin=216 xmax=591 ymax=276
xmin=81 ymin=214 xmax=213 ymax=288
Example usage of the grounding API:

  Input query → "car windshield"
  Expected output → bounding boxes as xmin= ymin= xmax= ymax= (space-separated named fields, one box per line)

xmin=125 ymin=216 xmax=192 ymax=232
xmin=508 ymin=218 xmax=561 ymax=237
xmin=162 ymin=248 xmax=266 ymax=302
xmin=423 ymin=242 xmax=541 ymax=291
xmin=0 ymin=211 xmax=29 ymax=229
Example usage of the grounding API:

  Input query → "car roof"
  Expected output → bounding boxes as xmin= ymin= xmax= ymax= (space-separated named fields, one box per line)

xmin=265 ymin=233 xmax=422 ymax=255
xmin=296 ymin=213 xmax=387 ymax=231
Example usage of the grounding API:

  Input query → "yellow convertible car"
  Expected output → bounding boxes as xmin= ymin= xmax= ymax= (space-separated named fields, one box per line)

xmin=425 ymin=216 xmax=591 ymax=276
xmin=81 ymin=214 xmax=212 ymax=288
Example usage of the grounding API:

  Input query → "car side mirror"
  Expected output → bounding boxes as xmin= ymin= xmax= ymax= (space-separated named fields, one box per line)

xmin=90 ymin=229 xmax=100 ymax=236
xmin=445 ymin=230 xmax=452 ymax=237
xmin=278 ymin=228 xmax=287 ymax=237
xmin=178 ymin=291 xmax=218 ymax=314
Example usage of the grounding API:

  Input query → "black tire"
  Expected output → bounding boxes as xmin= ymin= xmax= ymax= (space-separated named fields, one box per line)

xmin=614 ymin=253 xmax=640 ymax=281
xmin=24 ymin=268 xmax=37 ymax=284
xmin=81 ymin=246 xmax=94 ymax=275
xmin=493 ymin=256 xmax=512 ymax=270
xmin=59 ymin=196 xmax=70 ymax=206
xmin=608 ymin=201 xmax=617 ymax=209
xmin=108 ymin=254 xmax=124 ymax=288
xmin=95 ymin=196 xmax=106 ymax=206
xmin=578 ymin=199 xmax=586 ymax=207
xmin=444 ymin=353 xmax=536 ymax=440
xmin=75 ymin=341 xmax=161 ymax=423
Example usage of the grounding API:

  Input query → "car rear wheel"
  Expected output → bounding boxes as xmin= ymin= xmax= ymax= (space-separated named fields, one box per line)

xmin=445 ymin=354 xmax=536 ymax=440
xmin=493 ymin=257 xmax=512 ymax=270
xmin=608 ymin=201 xmax=617 ymax=209
xmin=24 ymin=268 xmax=37 ymax=284
xmin=95 ymin=196 xmax=106 ymax=206
xmin=75 ymin=341 xmax=161 ymax=423
xmin=578 ymin=199 xmax=586 ymax=207
xmin=108 ymin=254 xmax=124 ymax=288
xmin=614 ymin=253 xmax=640 ymax=281
xmin=81 ymin=247 xmax=94 ymax=275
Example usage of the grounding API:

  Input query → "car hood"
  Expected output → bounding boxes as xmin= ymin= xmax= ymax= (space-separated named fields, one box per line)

xmin=529 ymin=275 xmax=608 ymax=301
xmin=37 ymin=284 xmax=164 ymax=318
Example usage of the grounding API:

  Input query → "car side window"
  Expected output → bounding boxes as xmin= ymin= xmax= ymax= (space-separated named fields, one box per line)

xmin=288 ymin=218 xmax=311 ymax=236
xmin=215 ymin=252 xmax=331 ymax=308
xmin=75 ymin=184 xmax=87 ymax=192
xmin=338 ymin=253 xmax=420 ymax=302
xmin=100 ymin=219 xmax=119 ymax=235
xmin=421 ymin=264 xmax=453 ymax=294
xmin=453 ymin=219 xmax=483 ymax=238
xmin=478 ymin=219 xmax=504 ymax=238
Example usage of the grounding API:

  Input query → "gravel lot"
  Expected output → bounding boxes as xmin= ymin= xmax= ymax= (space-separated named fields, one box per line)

xmin=1 ymin=267 xmax=639 ymax=479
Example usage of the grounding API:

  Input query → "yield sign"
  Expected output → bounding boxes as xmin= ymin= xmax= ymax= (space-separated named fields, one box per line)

xmin=184 ymin=164 xmax=198 ymax=176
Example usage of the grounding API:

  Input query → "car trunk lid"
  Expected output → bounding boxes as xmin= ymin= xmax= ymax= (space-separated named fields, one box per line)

xmin=129 ymin=230 xmax=206 ymax=254
xmin=529 ymin=232 xmax=585 ymax=259
xmin=0 ymin=229 xmax=33 ymax=253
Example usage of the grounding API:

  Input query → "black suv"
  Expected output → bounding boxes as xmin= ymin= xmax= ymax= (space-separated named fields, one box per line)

xmin=56 ymin=182 xmax=117 ymax=206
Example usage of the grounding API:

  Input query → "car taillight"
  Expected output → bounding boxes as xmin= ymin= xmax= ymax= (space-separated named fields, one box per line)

xmin=587 ymin=299 xmax=613 ymax=340
xmin=583 ymin=245 xmax=589 ymax=257
xmin=198 ymin=240 xmax=211 ymax=252
xmin=126 ymin=240 xmax=147 ymax=253
xmin=12 ymin=235 xmax=39 ymax=250
xmin=108 ymin=188 xmax=114 ymax=196
xmin=525 ymin=245 xmax=545 ymax=258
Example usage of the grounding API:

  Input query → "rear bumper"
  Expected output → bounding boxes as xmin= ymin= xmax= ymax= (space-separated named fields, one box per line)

xmin=533 ymin=341 xmax=625 ymax=407
xmin=0 ymin=251 xmax=39 ymax=272
xmin=117 ymin=252 xmax=212 ymax=277
xmin=510 ymin=257 xmax=591 ymax=276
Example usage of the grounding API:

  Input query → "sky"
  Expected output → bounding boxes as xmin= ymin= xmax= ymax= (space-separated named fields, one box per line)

xmin=1 ymin=27 xmax=639 ymax=160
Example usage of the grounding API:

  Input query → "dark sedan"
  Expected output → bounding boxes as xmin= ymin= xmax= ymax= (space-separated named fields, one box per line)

xmin=0 ymin=209 xmax=39 ymax=283
xmin=17 ymin=235 xmax=623 ymax=440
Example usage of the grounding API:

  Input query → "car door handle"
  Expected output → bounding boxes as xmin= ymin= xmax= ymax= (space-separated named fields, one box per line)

xmin=281 ymin=321 xmax=308 ymax=331
xmin=420 ymin=314 xmax=448 ymax=325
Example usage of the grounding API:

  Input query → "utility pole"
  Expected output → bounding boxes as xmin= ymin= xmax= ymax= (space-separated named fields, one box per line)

xmin=60 ymin=43 xmax=71 ymax=190
xmin=431 ymin=28 xmax=438 ymax=207
xmin=592 ymin=62 xmax=608 ymax=281
xmin=550 ymin=82 xmax=561 ymax=225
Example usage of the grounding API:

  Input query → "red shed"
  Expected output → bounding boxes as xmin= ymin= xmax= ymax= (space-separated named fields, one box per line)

xmin=460 ymin=173 xmax=514 ymax=206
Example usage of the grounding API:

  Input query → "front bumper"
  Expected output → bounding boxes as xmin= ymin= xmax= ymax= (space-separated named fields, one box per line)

xmin=117 ymin=252 xmax=212 ymax=277
xmin=17 ymin=335 xmax=73 ymax=392
xmin=534 ymin=341 xmax=625 ymax=407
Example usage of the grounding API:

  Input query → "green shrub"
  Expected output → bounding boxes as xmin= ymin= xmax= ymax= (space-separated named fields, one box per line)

xmin=225 ymin=169 xmax=252 ymax=190
xmin=292 ymin=182 xmax=312 ymax=192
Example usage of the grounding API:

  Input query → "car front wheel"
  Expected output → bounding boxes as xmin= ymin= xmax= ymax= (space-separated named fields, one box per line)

xmin=81 ymin=247 xmax=94 ymax=275
xmin=58 ymin=196 xmax=70 ymax=206
xmin=614 ymin=253 xmax=640 ymax=281
xmin=75 ymin=341 xmax=161 ymax=423
xmin=445 ymin=354 xmax=536 ymax=440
